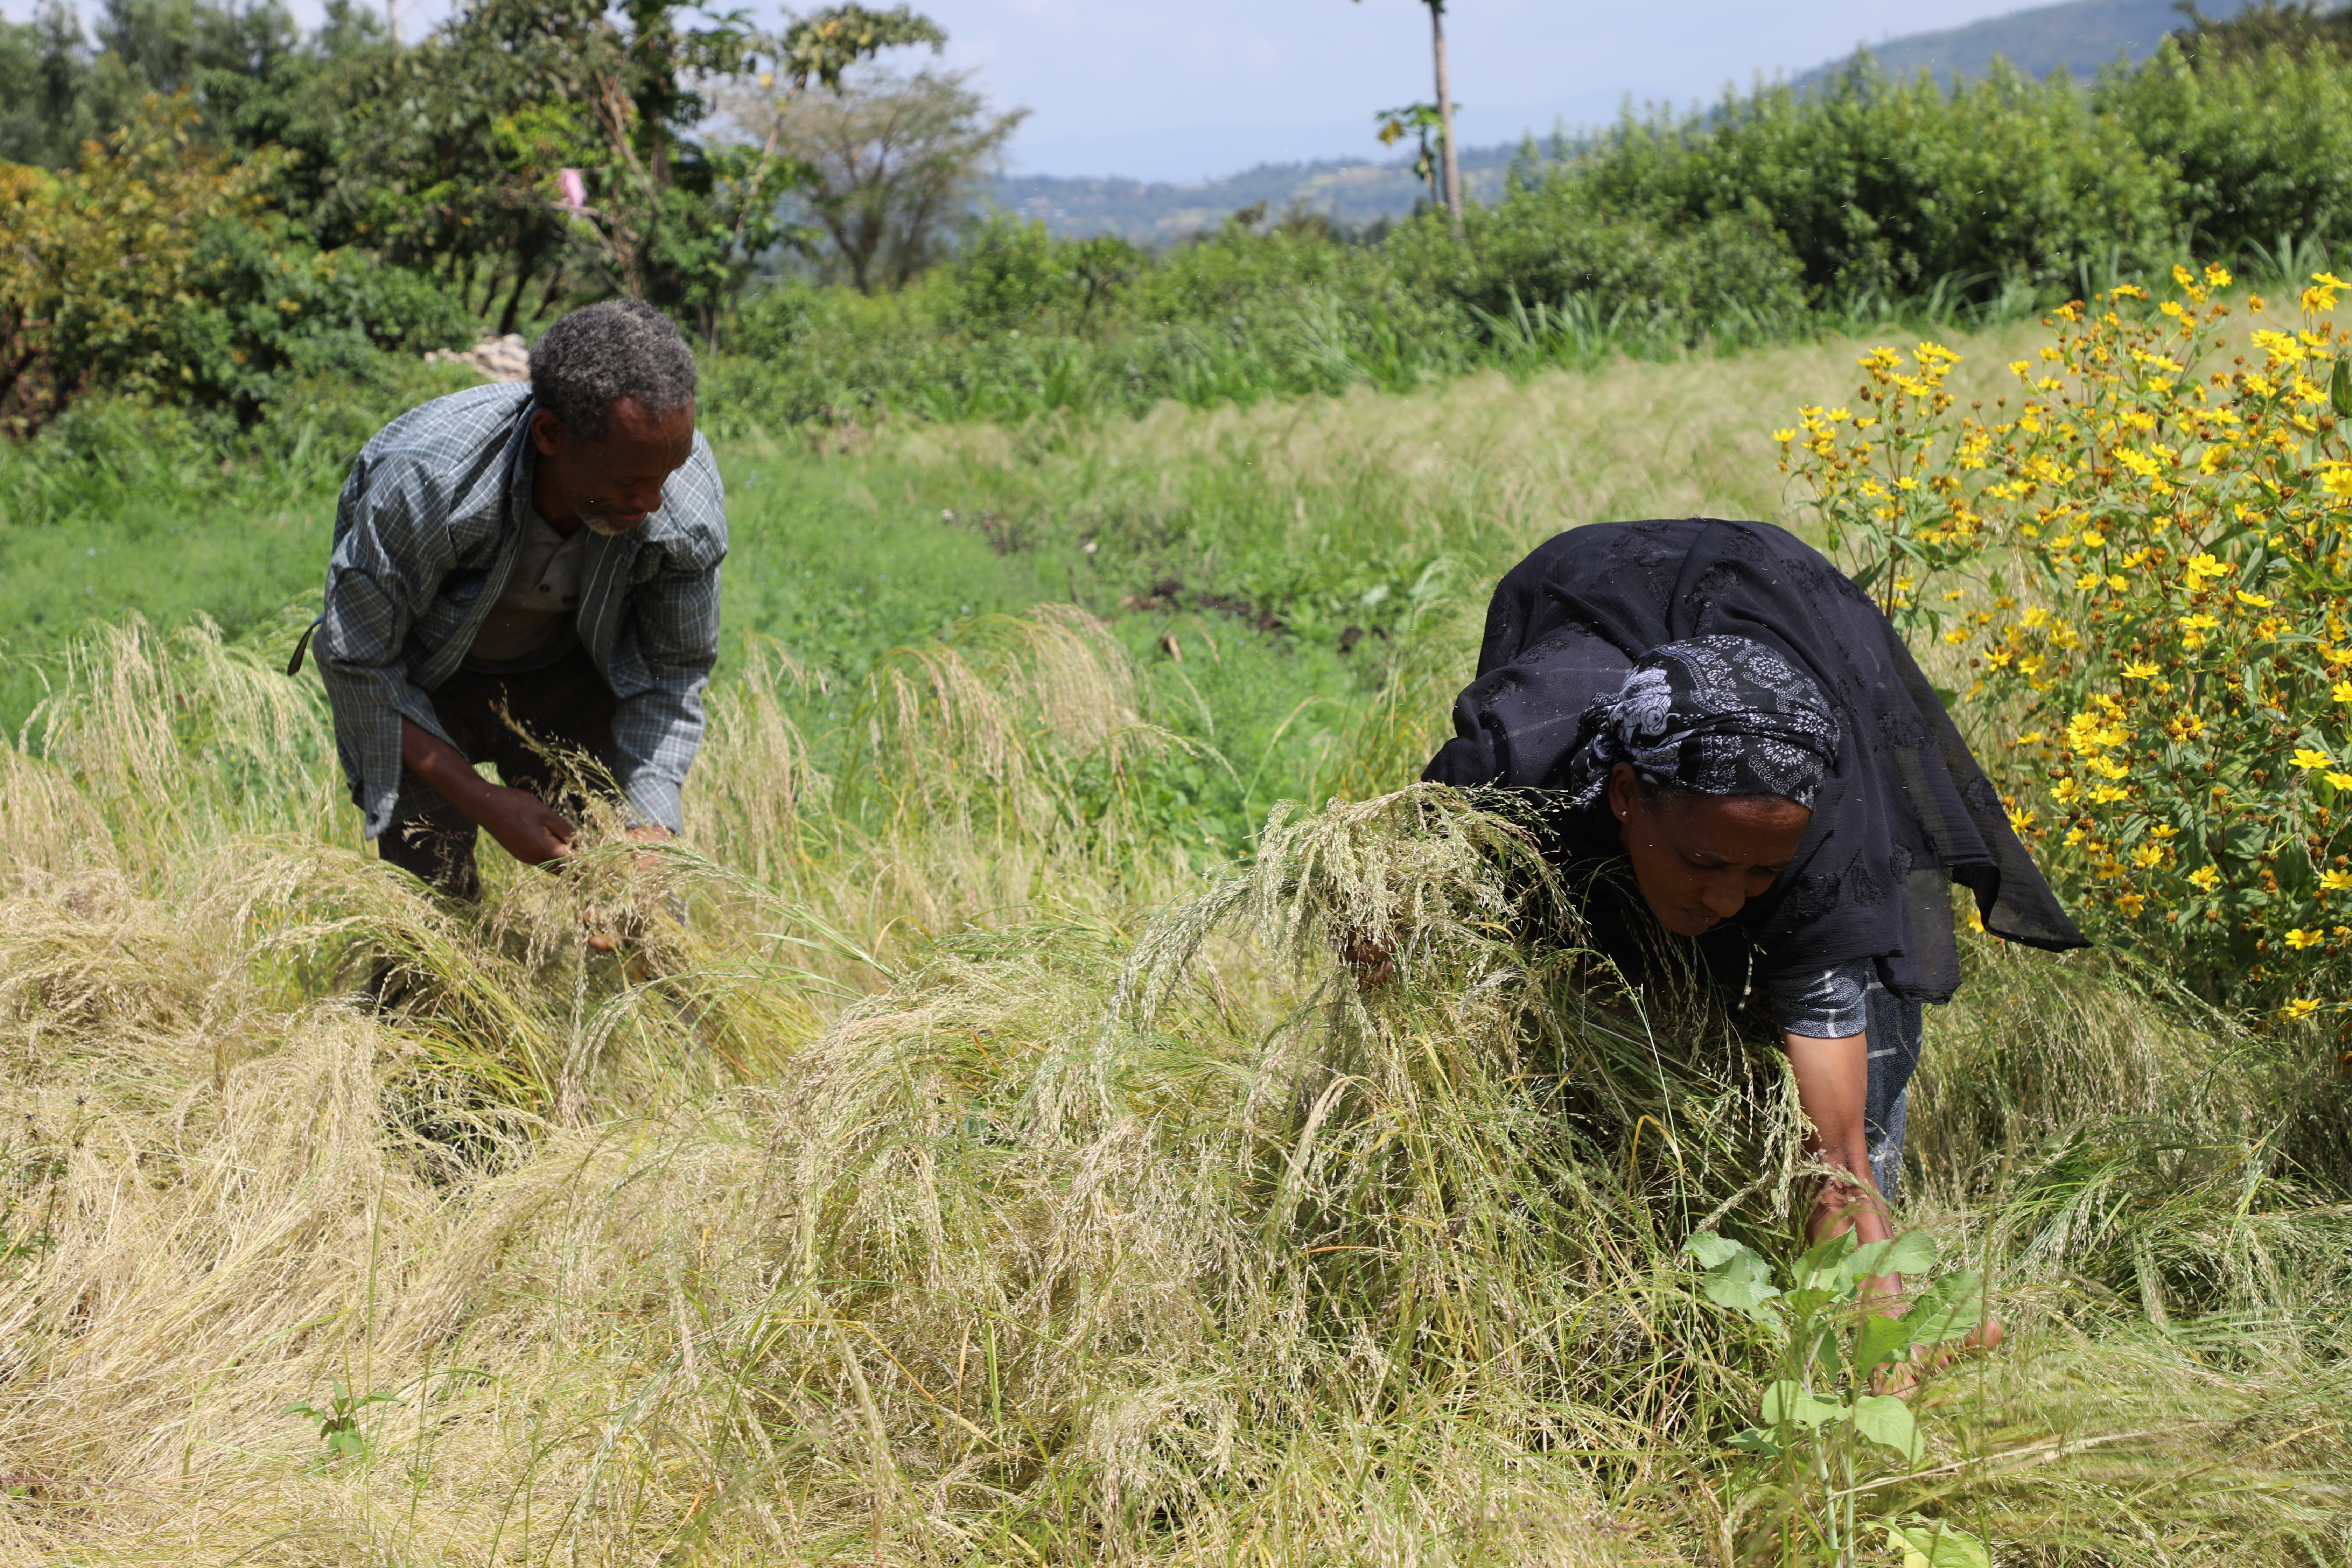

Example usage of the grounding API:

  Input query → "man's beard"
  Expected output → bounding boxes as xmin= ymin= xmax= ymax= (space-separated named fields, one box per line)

xmin=582 ymin=513 xmax=637 ymax=537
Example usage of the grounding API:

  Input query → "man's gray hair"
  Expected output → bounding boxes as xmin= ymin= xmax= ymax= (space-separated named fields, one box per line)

xmin=529 ymin=300 xmax=698 ymax=440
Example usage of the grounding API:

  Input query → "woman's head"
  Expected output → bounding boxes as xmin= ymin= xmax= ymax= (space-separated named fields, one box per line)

xmin=1562 ymin=636 xmax=1840 ymax=936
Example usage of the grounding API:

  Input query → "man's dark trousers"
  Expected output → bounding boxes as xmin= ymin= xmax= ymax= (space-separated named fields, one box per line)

xmin=377 ymin=647 xmax=621 ymax=899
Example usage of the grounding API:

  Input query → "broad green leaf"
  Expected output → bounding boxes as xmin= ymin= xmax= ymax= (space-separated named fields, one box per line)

xmin=1905 ymin=1269 xmax=1987 ymax=1347
xmin=1726 ymin=1425 xmax=1783 ymax=1456
xmin=1794 ymin=1228 xmax=1858 ymax=1290
xmin=1717 ymin=1248 xmax=1774 ymax=1284
xmin=1844 ymin=1241 xmax=1938 ymax=1288
xmin=1760 ymin=1380 xmax=1847 ymax=1428
xmin=1853 ymin=1310 xmax=1916 ymax=1373
xmin=1887 ymin=1523 xmax=1991 ymax=1568
xmin=1781 ymin=1285 xmax=1839 ymax=1317
xmin=1701 ymin=1273 xmax=1785 ymax=1323
xmin=1883 ymin=1232 xmax=1939 ymax=1276
xmin=1851 ymin=1393 xmax=1921 ymax=1462
xmin=1682 ymin=1230 xmax=1746 ymax=1270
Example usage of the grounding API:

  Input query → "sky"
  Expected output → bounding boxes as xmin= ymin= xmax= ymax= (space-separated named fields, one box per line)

xmin=30 ymin=0 xmax=2066 ymax=181
xmin=893 ymin=0 xmax=2054 ymax=180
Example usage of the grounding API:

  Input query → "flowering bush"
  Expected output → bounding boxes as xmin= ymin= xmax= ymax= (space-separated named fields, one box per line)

xmin=1779 ymin=268 xmax=2352 ymax=1017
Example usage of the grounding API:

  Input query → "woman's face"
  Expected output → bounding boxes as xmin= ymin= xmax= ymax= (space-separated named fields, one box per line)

xmin=1606 ymin=762 xmax=1811 ymax=936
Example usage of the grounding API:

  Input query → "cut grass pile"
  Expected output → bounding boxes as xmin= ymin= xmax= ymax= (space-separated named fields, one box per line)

xmin=0 ymin=327 xmax=2346 ymax=1563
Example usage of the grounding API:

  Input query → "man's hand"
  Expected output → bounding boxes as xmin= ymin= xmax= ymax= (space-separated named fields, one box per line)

xmin=400 ymin=717 xmax=577 ymax=867
xmin=588 ymin=825 xmax=674 ymax=952
xmin=475 ymin=783 xmax=578 ymax=866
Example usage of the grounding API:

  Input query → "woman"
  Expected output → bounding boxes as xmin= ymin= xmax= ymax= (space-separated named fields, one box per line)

xmin=1426 ymin=518 xmax=2085 ymax=1256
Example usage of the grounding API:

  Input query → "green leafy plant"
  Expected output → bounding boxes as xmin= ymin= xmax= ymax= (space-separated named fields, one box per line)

xmin=1685 ymin=1228 xmax=1988 ymax=1564
xmin=282 ymin=1380 xmax=396 ymax=1463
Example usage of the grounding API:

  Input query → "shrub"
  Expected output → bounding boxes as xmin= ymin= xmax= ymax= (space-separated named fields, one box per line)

xmin=2104 ymin=36 xmax=2352 ymax=259
xmin=1387 ymin=193 xmax=1809 ymax=342
xmin=1780 ymin=266 xmax=2352 ymax=1017
xmin=0 ymin=93 xmax=472 ymax=433
xmin=1576 ymin=62 xmax=2176 ymax=308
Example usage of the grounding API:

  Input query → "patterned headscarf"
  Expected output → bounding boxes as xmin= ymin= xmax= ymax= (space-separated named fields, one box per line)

xmin=1560 ymin=635 xmax=1840 ymax=808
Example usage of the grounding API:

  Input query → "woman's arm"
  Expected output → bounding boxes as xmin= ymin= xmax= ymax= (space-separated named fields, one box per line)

xmin=1779 ymin=1028 xmax=1894 ymax=1253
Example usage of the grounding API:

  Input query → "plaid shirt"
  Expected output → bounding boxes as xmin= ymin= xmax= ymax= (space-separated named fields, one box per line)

xmin=316 ymin=383 xmax=726 ymax=839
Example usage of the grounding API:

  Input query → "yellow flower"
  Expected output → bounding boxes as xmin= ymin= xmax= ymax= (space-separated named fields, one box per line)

xmin=2190 ymin=864 xmax=2223 ymax=890
xmin=2119 ymin=892 xmax=2147 ymax=918
xmin=2293 ymin=748 xmax=2337 ymax=771
xmin=2053 ymin=777 xmax=2081 ymax=802
xmin=2283 ymin=997 xmax=2323 ymax=1021
xmin=2122 ymin=660 xmax=2158 ymax=679
xmin=2322 ymin=869 xmax=2352 ymax=892
xmin=2108 ymin=575 xmax=2129 ymax=591
xmin=2287 ymin=927 xmax=2325 ymax=950
xmin=2132 ymin=844 xmax=2166 ymax=868
xmin=2008 ymin=807 xmax=2037 ymax=833
xmin=2076 ymin=572 xmax=2102 ymax=591
xmin=2330 ymin=772 xmax=2352 ymax=790
xmin=2081 ymin=528 xmax=2107 ymax=547
xmin=1772 ymin=428 xmax=1797 ymax=444
xmin=2335 ymin=681 xmax=2352 ymax=704
xmin=2206 ymin=263 xmax=2234 ymax=288
xmin=2236 ymin=590 xmax=2274 ymax=609
xmin=2091 ymin=784 xmax=2131 ymax=804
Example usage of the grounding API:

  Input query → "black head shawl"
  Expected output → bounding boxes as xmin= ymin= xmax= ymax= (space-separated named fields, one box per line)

xmin=1559 ymin=635 xmax=1839 ymax=809
xmin=1425 ymin=518 xmax=2086 ymax=1004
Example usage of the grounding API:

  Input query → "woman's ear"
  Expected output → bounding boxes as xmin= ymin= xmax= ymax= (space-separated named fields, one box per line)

xmin=1607 ymin=761 xmax=1638 ymax=822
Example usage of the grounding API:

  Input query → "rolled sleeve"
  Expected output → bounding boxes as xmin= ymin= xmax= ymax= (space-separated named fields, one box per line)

xmin=1767 ymin=958 xmax=1875 ymax=1039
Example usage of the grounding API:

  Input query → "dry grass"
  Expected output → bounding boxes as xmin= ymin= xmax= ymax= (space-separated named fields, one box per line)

xmin=0 ymin=333 xmax=2346 ymax=1563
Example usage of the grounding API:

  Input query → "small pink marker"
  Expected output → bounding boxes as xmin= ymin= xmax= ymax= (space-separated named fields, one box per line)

xmin=558 ymin=168 xmax=587 ymax=210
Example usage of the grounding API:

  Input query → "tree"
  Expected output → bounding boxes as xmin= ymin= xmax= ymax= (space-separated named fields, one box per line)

xmin=314 ymin=0 xmax=945 ymax=333
xmin=1374 ymin=101 xmax=1447 ymax=209
xmin=0 ymin=3 xmax=97 ymax=167
xmin=731 ymin=65 xmax=1022 ymax=293
xmin=1355 ymin=0 xmax=1460 ymax=226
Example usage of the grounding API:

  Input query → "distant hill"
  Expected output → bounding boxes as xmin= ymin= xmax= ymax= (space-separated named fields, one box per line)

xmin=988 ymin=145 xmax=1516 ymax=247
xmin=981 ymin=0 xmax=2241 ymax=244
xmin=1797 ymin=0 xmax=2183 ymax=88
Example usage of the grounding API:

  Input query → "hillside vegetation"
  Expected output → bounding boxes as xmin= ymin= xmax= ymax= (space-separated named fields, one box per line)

xmin=1 ymin=309 xmax=2349 ymax=1562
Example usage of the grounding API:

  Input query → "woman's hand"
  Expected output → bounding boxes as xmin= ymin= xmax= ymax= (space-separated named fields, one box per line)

xmin=1778 ymin=1029 xmax=1892 ymax=1251
xmin=1780 ymin=1027 xmax=2004 ymax=1392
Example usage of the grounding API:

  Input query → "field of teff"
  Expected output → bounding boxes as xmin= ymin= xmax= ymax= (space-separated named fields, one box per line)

xmin=4 ymin=296 xmax=2352 ymax=1566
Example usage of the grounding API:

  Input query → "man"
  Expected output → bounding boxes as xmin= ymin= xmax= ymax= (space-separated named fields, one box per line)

xmin=307 ymin=300 xmax=726 ymax=901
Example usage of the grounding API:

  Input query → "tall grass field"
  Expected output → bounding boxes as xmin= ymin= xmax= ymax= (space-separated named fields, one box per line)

xmin=0 ymin=317 xmax=2346 ymax=1565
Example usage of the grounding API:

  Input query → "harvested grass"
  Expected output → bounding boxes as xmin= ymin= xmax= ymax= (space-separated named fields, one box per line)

xmin=0 ymin=624 xmax=2343 ymax=1564
xmin=4 ymin=335 xmax=2352 ymax=1556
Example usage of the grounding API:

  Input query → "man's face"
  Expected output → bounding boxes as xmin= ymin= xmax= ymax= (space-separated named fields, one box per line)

xmin=531 ymin=396 xmax=697 ymax=535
